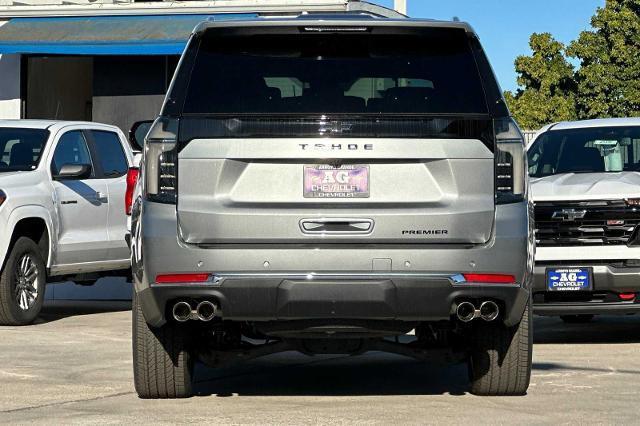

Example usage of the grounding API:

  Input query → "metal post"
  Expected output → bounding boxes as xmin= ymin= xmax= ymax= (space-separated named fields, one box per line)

xmin=393 ymin=0 xmax=407 ymax=15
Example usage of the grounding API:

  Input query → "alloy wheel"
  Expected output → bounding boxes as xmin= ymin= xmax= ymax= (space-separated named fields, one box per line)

xmin=14 ymin=254 xmax=39 ymax=311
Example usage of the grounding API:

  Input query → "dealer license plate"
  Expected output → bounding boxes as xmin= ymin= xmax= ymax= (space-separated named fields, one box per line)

xmin=546 ymin=267 xmax=593 ymax=292
xmin=303 ymin=164 xmax=370 ymax=198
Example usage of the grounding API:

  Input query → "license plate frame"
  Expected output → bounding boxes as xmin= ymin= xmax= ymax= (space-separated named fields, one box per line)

xmin=546 ymin=267 xmax=593 ymax=292
xmin=303 ymin=164 xmax=370 ymax=198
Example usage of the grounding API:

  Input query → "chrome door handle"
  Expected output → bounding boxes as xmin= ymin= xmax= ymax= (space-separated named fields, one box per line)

xmin=300 ymin=218 xmax=374 ymax=234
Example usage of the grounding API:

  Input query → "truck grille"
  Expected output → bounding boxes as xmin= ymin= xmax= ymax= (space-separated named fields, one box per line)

xmin=534 ymin=200 xmax=640 ymax=246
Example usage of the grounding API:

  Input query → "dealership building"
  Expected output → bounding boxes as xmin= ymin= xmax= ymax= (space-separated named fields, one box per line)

xmin=0 ymin=0 xmax=403 ymax=301
xmin=0 ymin=0 xmax=402 ymax=133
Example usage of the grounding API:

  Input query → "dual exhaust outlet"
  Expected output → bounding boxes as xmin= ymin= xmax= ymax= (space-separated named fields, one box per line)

xmin=456 ymin=301 xmax=499 ymax=323
xmin=172 ymin=300 xmax=217 ymax=322
xmin=174 ymin=299 xmax=497 ymax=323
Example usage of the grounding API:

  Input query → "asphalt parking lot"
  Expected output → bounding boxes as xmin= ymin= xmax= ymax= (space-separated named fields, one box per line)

xmin=1 ymin=298 xmax=640 ymax=424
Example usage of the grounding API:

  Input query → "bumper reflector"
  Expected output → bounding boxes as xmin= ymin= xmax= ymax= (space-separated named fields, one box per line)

xmin=619 ymin=293 xmax=636 ymax=301
xmin=462 ymin=273 xmax=517 ymax=284
xmin=155 ymin=273 xmax=210 ymax=284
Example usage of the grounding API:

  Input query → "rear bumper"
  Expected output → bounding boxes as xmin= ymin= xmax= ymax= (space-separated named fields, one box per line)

xmin=138 ymin=274 xmax=530 ymax=327
xmin=533 ymin=263 xmax=640 ymax=316
xmin=534 ymin=302 xmax=640 ymax=316
xmin=133 ymin=201 xmax=533 ymax=328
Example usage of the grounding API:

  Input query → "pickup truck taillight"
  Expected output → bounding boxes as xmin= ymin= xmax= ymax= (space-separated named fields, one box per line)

xmin=144 ymin=117 xmax=178 ymax=204
xmin=125 ymin=167 xmax=139 ymax=215
xmin=495 ymin=118 xmax=527 ymax=204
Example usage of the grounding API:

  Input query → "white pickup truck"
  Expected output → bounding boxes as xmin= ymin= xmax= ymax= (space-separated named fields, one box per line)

xmin=528 ymin=118 xmax=640 ymax=322
xmin=0 ymin=120 xmax=138 ymax=325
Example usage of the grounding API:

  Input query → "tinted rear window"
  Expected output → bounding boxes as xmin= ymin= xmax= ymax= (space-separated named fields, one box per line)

xmin=91 ymin=130 xmax=128 ymax=178
xmin=180 ymin=29 xmax=488 ymax=115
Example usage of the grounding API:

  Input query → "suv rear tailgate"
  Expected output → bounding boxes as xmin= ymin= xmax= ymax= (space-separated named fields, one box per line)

xmin=177 ymin=137 xmax=494 ymax=244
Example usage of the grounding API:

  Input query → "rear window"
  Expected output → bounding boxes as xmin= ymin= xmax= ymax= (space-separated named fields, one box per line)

xmin=179 ymin=29 xmax=489 ymax=115
xmin=91 ymin=130 xmax=128 ymax=178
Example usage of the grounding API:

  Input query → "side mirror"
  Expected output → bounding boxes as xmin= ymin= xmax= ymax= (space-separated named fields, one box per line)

xmin=129 ymin=120 xmax=154 ymax=152
xmin=54 ymin=163 xmax=92 ymax=180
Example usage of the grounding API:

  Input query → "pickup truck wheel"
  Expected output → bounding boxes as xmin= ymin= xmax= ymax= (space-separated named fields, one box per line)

xmin=560 ymin=314 xmax=594 ymax=324
xmin=468 ymin=301 xmax=532 ymax=396
xmin=0 ymin=237 xmax=46 ymax=326
xmin=132 ymin=292 xmax=194 ymax=399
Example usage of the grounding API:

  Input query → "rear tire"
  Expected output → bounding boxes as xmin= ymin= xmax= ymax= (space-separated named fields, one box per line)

xmin=469 ymin=301 xmax=532 ymax=396
xmin=560 ymin=314 xmax=594 ymax=324
xmin=0 ymin=237 xmax=46 ymax=326
xmin=132 ymin=291 xmax=194 ymax=399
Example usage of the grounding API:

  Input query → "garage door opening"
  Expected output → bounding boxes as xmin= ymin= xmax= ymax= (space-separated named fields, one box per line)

xmin=23 ymin=55 xmax=178 ymax=133
xmin=26 ymin=56 xmax=93 ymax=121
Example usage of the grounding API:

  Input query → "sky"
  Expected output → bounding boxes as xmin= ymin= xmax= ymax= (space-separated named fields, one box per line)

xmin=371 ymin=0 xmax=604 ymax=92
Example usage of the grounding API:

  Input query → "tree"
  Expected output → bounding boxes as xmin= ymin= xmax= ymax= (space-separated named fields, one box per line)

xmin=568 ymin=0 xmax=640 ymax=119
xmin=505 ymin=33 xmax=577 ymax=130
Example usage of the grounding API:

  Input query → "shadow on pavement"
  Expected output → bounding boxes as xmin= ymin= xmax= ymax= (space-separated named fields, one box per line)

xmin=533 ymin=315 xmax=640 ymax=344
xmin=193 ymin=354 xmax=470 ymax=397
xmin=533 ymin=362 xmax=640 ymax=375
xmin=36 ymin=300 xmax=131 ymax=324
xmin=193 ymin=316 xmax=640 ymax=397
xmin=26 ymin=303 xmax=640 ymax=396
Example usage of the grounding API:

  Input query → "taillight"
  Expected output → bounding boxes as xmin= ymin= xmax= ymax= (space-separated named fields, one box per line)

xmin=495 ymin=118 xmax=527 ymax=204
xmin=462 ymin=273 xmax=517 ymax=284
xmin=155 ymin=273 xmax=210 ymax=284
xmin=125 ymin=167 xmax=139 ymax=215
xmin=145 ymin=117 xmax=178 ymax=204
xmin=619 ymin=293 xmax=636 ymax=301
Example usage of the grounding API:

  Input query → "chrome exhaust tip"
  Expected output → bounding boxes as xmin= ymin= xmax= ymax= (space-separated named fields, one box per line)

xmin=456 ymin=301 xmax=477 ymax=322
xmin=196 ymin=300 xmax=217 ymax=322
xmin=172 ymin=301 xmax=192 ymax=322
xmin=479 ymin=301 xmax=499 ymax=322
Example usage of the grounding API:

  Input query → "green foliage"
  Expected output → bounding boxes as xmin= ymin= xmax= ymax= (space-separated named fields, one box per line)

xmin=568 ymin=0 xmax=640 ymax=118
xmin=507 ymin=0 xmax=640 ymax=128
xmin=505 ymin=33 xmax=577 ymax=130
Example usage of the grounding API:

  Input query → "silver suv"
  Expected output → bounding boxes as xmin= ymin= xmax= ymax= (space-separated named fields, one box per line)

xmin=130 ymin=16 xmax=533 ymax=398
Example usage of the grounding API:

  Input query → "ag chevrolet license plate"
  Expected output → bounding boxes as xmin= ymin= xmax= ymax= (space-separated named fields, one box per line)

xmin=303 ymin=164 xmax=370 ymax=198
xmin=546 ymin=267 xmax=593 ymax=291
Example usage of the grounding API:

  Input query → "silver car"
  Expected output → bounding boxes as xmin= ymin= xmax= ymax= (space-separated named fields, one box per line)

xmin=130 ymin=16 xmax=533 ymax=398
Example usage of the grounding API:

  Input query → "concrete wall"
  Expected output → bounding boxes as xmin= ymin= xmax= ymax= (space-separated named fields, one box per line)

xmin=93 ymin=94 xmax=164 ymax=134
xmin=0 ymin=53 xmax=20 ymax=119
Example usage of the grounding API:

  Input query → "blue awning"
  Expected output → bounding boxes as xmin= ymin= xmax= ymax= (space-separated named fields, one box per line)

xmin=0 ymin=14 xmax=256 ymax=55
